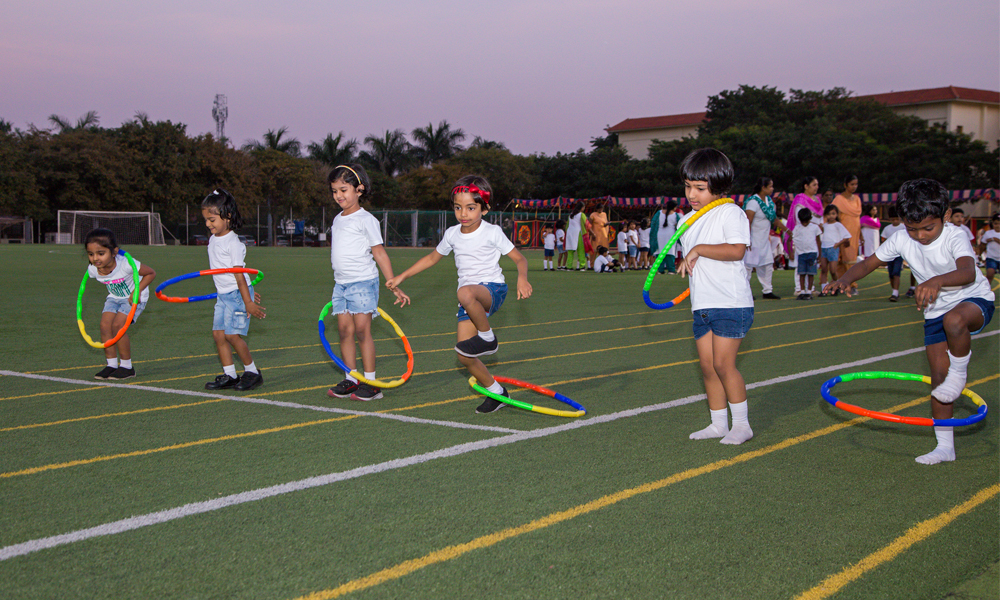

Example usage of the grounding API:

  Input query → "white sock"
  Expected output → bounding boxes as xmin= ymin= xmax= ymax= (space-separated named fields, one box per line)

xmin=690 ymin=408 xmax=729 ymax=440
xmin=119 ymin=359 xmax=132 ymax=369
xmin=479 ymin=328 xmax=496 ymax=342
xmin=932 ymin=351 xmax=969 ymax=403
xmin=243 ymin=361 xmax=258 ymax=374
xmin=722 ymin=401 xmax=753 ymax=445
xmin=107 ymin=358 xmax=119 ymax=368
xmin=915 ymin=426 xmax=955 ymax=465
xmin=223 ymin=364 xmax=238 ymax=378
xmin=891 ymin=289 xmax=899 ymax=297
xmin=364 ymin=371 xmax=376 ymax=381
xmin=908 ymin=286 xmax=915 ymax=291
xmin=486 ymin=380 xmax=504 ymax=394
xmin=346 ymin=373 xmax=358 ymax=383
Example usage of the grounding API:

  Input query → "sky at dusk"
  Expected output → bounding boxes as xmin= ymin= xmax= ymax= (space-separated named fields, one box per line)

xmin=3 ymin=0 xmax=998 ymax=156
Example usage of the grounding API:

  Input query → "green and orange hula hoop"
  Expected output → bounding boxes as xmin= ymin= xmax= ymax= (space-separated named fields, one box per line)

xmin=469 ymin=375 xmax=586 ymax=418
xmin=77 ymin=250 xmax=140 ymax=349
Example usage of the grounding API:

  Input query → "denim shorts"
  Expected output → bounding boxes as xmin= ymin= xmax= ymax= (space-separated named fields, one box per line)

xmin=986 ymin=258 xmax=1000 ymax=271
xmin=102 ymin=296 xmax=147 ymax=323
xmin=821 ymin=247 xmax=840 ymax=263
xmin=457 ymin=282 xmax=508 ymax=322
xmin=887 ymin=256 xmax=904 ymax=277
xmin=923 ymin=297 xmax=995 ymax=346
xmin=797 ymin=252 xmax=818 ymax=275
xmin=692 ymin=307 xmax=755 ymax=340
xmin=628 ymin=245 xmax=638 ymax=257
xmin=544 ymin=249 xmax=554 ymax=257
xmin=556 ymin=244 xmax=564 ymax=253
xmin=213 ymin=288 xmax=253 ymax=335
xmin=331 ymin=277 xmax=379 ymax=316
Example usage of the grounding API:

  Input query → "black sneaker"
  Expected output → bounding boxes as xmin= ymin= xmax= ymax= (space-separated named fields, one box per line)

xmin=888 ymin=295 xmax=899 ymax=302
xmin=796 ymin=294 xmax=807 ymax=300
xmin=454 ymin=334 xmax=499 ymax=358
xmin=476 ymin=388 xmax=509 ymax=414
xmin=235 ymin=371 xmax=263 ymax=391
xmin=206 ymin=374 xmax=240 ymax=390
xmin=761 ymin=292 xmax=781 ymax=300
xmin=327 ymin=379 xmax=359 ymax=398
xmin=108 ymin=367 xmax=135 ymax=380
xmin=94 ymin=366 xmax=117 ymax=380
xmin=351 ymin=383 xmax=383 ymax=401
xmin=905 ymin=289 xmax=915 ymax=298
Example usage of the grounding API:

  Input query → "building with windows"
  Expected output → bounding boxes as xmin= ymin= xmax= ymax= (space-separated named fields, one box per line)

xmin=607 ymin=86 xmax=1000 ymax=159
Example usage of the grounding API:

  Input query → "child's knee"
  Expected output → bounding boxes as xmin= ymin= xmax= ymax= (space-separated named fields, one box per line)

xmin=212 ymin=329 xmax=227 ymax=344
xmin=942 ymin=311 xmax=972 ymax=337
xmin=224 ymin=332 xmax=244 ymax=346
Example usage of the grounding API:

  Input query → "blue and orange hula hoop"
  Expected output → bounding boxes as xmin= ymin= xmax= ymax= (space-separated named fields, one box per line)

xmin=155 ymin=268 xmax=264 ymax=303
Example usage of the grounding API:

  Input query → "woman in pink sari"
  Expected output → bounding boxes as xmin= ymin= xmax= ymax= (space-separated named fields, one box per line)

xmin=831 ymin=175 xmax=862 ymax=282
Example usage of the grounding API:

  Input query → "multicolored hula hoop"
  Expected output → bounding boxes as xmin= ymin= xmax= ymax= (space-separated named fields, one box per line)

xmin=469 ymin=375 xmax=586 ymax=418
xmin=821 ymin=371 xmax=988 ymax=427
xmin=643 ymin=198 xmax=734 ymax=310
xmin=155 ymin=268 xmax=264 ymax=302
xmin=318 ymin=302 xmax=414 ymax=389
xmin=77 ymin=250 xmax=140 ymax=349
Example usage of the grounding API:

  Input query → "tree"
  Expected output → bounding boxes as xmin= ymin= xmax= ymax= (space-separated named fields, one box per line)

xmin=410 ymin=120 xmax=466 ymax=166
xmin=307 ymin=132 xmax=359 ymax=167
xmin=361 ymin=129 xmax=414 ymax=176
xmin=48 ymin=111 xmax=100 ymax=133
xmin=242 ymin=127 xmax=302 ymax=157
xmin=469 ymin=136 xmax=508 ymax=151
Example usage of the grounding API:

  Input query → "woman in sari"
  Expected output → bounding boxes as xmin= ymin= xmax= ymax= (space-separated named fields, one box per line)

xmin=588 ymin=204 xmax=610 ymax=267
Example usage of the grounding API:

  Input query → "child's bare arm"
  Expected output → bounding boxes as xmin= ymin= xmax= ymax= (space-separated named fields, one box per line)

xmin=506 ymin=247 xmax=533 ymax=299
xmin=371 ymin=244 xmax=410 ymax=307
xmin=236 ymin=274 xmax=266 ymax=319
xmin=386 ymin=249 xmax=443 ymax=290
xmin=137 ymin=263 xmax=156 ymax=292
xmin=825 ymin=254 xmax=885 ymax=296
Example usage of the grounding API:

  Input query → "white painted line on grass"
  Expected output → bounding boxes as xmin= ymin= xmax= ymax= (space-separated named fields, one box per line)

xmin=4 ymin=330 xmax=996 ymax=562
xmin=0 ymin=371 xmax=519 ymax=435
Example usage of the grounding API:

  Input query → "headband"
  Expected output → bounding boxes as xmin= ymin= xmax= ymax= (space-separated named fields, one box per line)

xmin=452 ymin=184 xmax=491 ymax=207
xmin=334 ymin=165 xmax=364 ymax=189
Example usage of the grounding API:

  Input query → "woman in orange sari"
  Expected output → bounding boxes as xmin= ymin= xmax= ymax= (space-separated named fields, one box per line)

xmin=831 ymin=175 xmax=862 ymax=282
xmin=588 ymin=204 xmax=610 ymax=266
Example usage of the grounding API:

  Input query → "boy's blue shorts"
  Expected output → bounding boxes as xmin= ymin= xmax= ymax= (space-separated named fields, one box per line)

xmin=796 ymin=252 xmax=818 ymax=275
xmin=986 ymin=258 xmax=1000 ymax=271
xmin=544 ymin=249 xmax=554 ymax=258
xmin=923 ymin=297 xmax=995 ymax=346
xmin=457 ymin=282 xmax=508 ymax=322
xmin=887 ymin=256 xmax=904 ymax=277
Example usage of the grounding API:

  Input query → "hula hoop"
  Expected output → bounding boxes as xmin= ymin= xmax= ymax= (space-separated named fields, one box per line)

xmin=155 ymin=268 xmax=263 ymax=303
xmin=468 ymin=375 xmax=586 ymax=418
xmin=821 ymin=371 xmax=988 ymax=427
xmin=77 ymin=250 xmax=140 ymax=349
xmin=643 ymin=198 xmax=735 ymax=310
xmin=318 ymin=302 xmax=414 ymax=389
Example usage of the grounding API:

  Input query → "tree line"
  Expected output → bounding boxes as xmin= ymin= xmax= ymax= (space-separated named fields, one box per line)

xmin=2 ymin=86 xmax=996 ymax=235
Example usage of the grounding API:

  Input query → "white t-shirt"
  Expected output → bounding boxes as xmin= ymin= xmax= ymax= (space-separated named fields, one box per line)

xmin=89 ymin=255 xmax=149 ymax=302
xmin=958 ymin=224 xmax=974 ymax=242
xmin=208 ymin=231 xmax=250 ymax=294
xmin=627 ymin=229 xmax=639 ymax=247
xmin=677 ymin=202 xmax=753 ymax=310
xmin=639 ymin=227 xmax=651 ymax=248
xmin=875 ymin=223 xmax=994 ymax=319
xmin=543 ymin=232 xmax=555 ymax=250
xmin=330 ymin=208 xmax=383 ymax=284
xmin=881 ymin=223 xmax=905 ymax=242
xmin=617 ymin=230 xmax=628 ymax=252
xmin=743 ymin=197 xmax=773 ymax=267
xmin=436 ymin=221 xmax=515 ymax=289
xmin=982 ymin=229 xmax=1000 ymax=261
xmin=792 ymin=222 xmax=822 ymax=255
xmin=594 ymin=254 xmax=612 ymax=272
xmin=821 ymin=221 xmax=851 ymax=249
xmin=555 ymin=229 xmax=565 ymax=247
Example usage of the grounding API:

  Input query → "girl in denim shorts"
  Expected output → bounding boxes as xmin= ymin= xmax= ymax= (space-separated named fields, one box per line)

xmin=675 ymin=149 xmax=756 ymax=446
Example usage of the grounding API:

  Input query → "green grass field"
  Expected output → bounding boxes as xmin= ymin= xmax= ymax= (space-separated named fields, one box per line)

xmin=0 ymin=244 xmax=997 ymax=600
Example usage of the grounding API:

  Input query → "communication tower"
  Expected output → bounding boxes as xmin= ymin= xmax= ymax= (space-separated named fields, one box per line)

xmin=212 ymin=94 xmax=228 ymax=142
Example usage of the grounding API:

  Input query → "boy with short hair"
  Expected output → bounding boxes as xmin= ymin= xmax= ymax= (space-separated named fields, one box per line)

xmin=980 ymin=213 xmax=1000 ymax=285
xmin=950 ymin=208 xmax=975 ymax=243
xmin=791 ymin=208 xmax=822 ymax=300
xmin=541 ymin=223 xmax=555 ymax=271
xmin=880 ymin=207 xmax=909 ymax=301
xmin=826 ymin=179 xmax=995 ymax=465
xmin=616 ymin=225 xmax=629 ymax=269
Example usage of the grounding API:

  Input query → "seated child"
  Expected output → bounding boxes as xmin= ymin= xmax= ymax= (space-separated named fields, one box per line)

xmin=594 ymin=246 xmax=620 ymax=272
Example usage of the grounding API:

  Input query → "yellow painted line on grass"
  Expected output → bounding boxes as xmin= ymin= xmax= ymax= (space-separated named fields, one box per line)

xmin=292 ymin=374 xmax=997 ymax=600
xmin=793 ymin=483 xmax=1000 ymax=600
xmin=0 ymin=398 xmax=228 ymax=432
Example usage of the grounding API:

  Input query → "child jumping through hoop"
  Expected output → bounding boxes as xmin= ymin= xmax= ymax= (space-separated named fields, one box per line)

xmin=325 ymin=164 xmax=410 ymax=402
xmin=84 ymin=228 xmax=156 ymax=380
xmin=201 ymin=189 xmax=266 ymax=392
xmin=676 ymin=148 xmax=755 ymax=445
xmin=825 ymin=179 xmax=995 ymax=465
xmin=386 ymin=175 xmax=532 ymax=413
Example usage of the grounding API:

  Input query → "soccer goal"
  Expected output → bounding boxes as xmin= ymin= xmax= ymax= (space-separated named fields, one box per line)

xmin=57 ymin=211 xmax=166 ymax=245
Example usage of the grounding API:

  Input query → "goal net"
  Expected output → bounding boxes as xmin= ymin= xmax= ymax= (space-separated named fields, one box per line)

xmin=57 ymin=211 xmax=166 ymax=245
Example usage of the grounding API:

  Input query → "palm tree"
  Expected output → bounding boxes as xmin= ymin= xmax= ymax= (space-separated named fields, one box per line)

xmin=469 ymin=136 xmax=508 ymax=151
xmin=242 ymin=126 xmax=301 ymax=157
xmin=361 ymin=129 xmax=413 ymax=176
xmin=307 ymin=132 xmax=359 ymax=166
xmin=410 ymin=120 xmax=466 ymax=166
xmin=48 ymin=111 xmax=100 ymax=133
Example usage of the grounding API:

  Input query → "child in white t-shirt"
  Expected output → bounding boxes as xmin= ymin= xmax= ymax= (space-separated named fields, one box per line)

xmin=676 ymin=148 xmax=755 ymax=446
xmin=201 ymin=190 xmax=266 ymax=392
xmin=555 ymin=220 xmax=567 ymax=270
xmin=542 ymin=224 xmax=556 ymax=271
xmin=626 ymin=221 xmax=640 ymax=269
xmin=950 ymin=208 xmax=975 ymax=243
xmin=616 ymin=227 xmax=629 ymax=268
xmin=326 ymin=164 xmax=410 ymax=402
xmin=791 ymin=208 xmax=822 ymax=300
xmin=638 ymin=218 xmax=651 ymax=268
xmin=84 ymin=228 xmax=156 ymax=380
xmin=881 ymin=209 xmax=916 ymax=301
xmin=387 ymin=175 xmax=532 ymax=414
xmin=826 ymin=179 xmax=995 ymax=465
xmin=818 ymin=205 xmax=851 ymax=294
xmin=980 ymin=213 xmax=1000 ymax=285
xmin=593 ymin=245 xmax=620 ymax=272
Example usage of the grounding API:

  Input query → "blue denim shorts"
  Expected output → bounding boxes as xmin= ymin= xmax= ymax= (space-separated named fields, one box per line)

xmin=797 ymin=252 xmax=818 ymax=275
xmin=457 ymin=282 xmax=508 ymax=322
xmin=986 ymin=258 xmax=1000 ymax=271
xmin=887 ymin=256 xmax=904 ymax=277
xmin=821 ymin=247 xmax=840 ymax=262
xmin=213 ymin=288 xmax=252 ymax=335
xmin=628 ymin=245 xmax=638 ymax=257
xmin=692 ymin=307 xmax=755 ymax=340
xmin=923 ymin=297 xmax=995 ymax=346
xmin=102 ymin=296 xmax=147 ymax=323
xmin=331 ymin=277 xmax=380 ymax=316
xmin=556 ymin=244 xmax=564 ymax=253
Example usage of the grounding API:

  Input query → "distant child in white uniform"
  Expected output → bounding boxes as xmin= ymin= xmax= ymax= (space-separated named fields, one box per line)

xmin=950 ymin=208 xmax=975 ymax=243
xmin=202 ymin=189 xmax=266 ymax=391
xmin=387 ymin=175 xmax=532 ymax=414
xmin=593 ymin=245 xmax=620 ymax=272
xmin=616 ymin=226 xmax=629 ymax=269
xmin=84 ymin=228 xmax=156 ymax=380
xmin=627 ymin=221 xmax=640 ymax=269
xmin=791 ymin=209 xmax=822 ymax=300
xmin=979 ymin=213 xmax=1000 ymax=285
xmin=638 ymin=218 xmax=651 ymax=269
xmin=325 ymin=164 xmax=410 ymax=402
xmin=818 ymin=205 xmax=851 ymax=293
xmin=542 ymin=224 xmax=556 ymax=271
xmin=555 ymin=219 xmax=567 ymax=270
xmin=826 ymin=179 xmax=995 ymax=465
xmin=676 ymin=148 xmax=755 ymax=446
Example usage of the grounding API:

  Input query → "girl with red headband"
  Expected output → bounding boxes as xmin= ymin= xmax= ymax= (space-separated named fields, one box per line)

xmin=387 ymin=175 xmax=532 ymax=413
